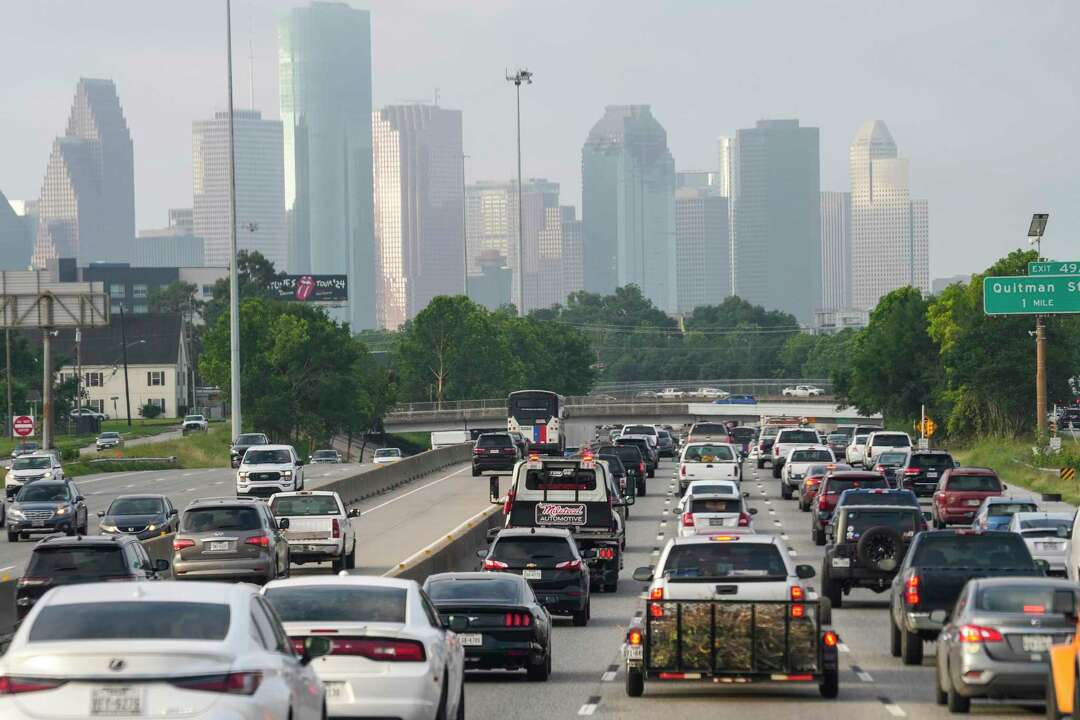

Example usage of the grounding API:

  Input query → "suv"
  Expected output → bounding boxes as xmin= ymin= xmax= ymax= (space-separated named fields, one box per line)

xmin=686 ymin=422 xmax=731 ymax=444
xmin=655 ymin=429 xmax=676 ymax=458
xmin=780 ymin=446 xmax=835 ymax=499
xmin=7 ymin=479 xmax=88 ymax=541
xmin=172 ymin=497 xmax=291 ymax=583
xmin=15 ymin=534 xmax=168 ymax=619
xmin=616 ymin=437 xmax=657 ymax=479
xmin=897 ymin=450 xmax=955 ymax=496
xmin=235 ymin=444 xmax=305 ymax=497
xmin=596 ymin=444 xmax=646 ymax=497
xmin=810 ymin=471 xmax=889 ymax=545
xmin=230 ymin=432 xmax=270 ymax=468
xmin=931 ymin=467 xmax=1004 ymax=528
xmin=821 ymin=504 xmax=924 ymax=607
xmin=182 ymin=414 xmax=209 ymax=434
xmin=864 ymin=431 xmax=912 ymax=468
xmin=770 ymin=427 xmax=821 ymax=478
xmin=472 ymin=432 xmax=521 ymax=476
xmin=5 ymin=451 xmax=65 ymax=499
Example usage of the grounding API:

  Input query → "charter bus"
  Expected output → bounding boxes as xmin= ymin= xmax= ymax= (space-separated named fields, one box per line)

xmin=507 ymin=390 xmax=566 ymax=455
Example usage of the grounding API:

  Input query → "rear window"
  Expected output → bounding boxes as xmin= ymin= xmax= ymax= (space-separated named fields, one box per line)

xmin=838 ymin=491 xmax=918 ymax=508
xmin=987 ymin=502 xmax=1038 ymax=517
xmin=946 ymin=474 xmax=1001 ymax=492
xmin=778 ymin=430 xmax=818 ymax=444
xmin=870 ymin=434 xmax=910 ymax=448
xmin=824 ymin=477 xmax=888 ymax=494
xmin=843 ymin=509 xmax=919 ymax=539
xmin=491 ymin=537 xmax=574 ymax=566
xmin=244 ymin=449 xmax=291 ymax=464
xmin=683 ymin=445 xmax=734 ymax=462
xmin=975 ymin=585 xmax=1063 ymax=614
xmin=478 ymin=434 xmax=513 ymax=448
xmin=1018 ymin=518 xmax=1073 ymax=538
xmin=912 ymin=535 xmax=1033 ymax=569
xmin=807 ymin=463 xmax=850 ymax=477
xmin=29 ymin=602 xmax=230 ymax=642
xmin=790 ymin=449 xmax=832 ymax=462
xmin=730 ymin=428 xmax=755 ymax=441
xmin=524 ymin=465 xmax=597 ymax=491
xmin=181 ymin=506 xmax=262 ymax=532
xmin=877 ymin=452 xmax=908 ymax=465
xmin=27 ymin=546 xmax=127 ymax=577
xmin=689 ymin=498 xmax=741 ymax=514
xmin=911 ymin=453 xmax=954 ymax=470
xmin=269 ymin=495 xmax=341 ymax=516
xmin=624 ymin=425 xmax=656 ymax=436
xmin=608 ymin=446 xmax=642 ymax=463
xmin=426 ymin=577 xmax=523 ymax=603
xmin=265 ymin=586 xmax=407 ymax=623
xmin=690 ymin=423 xmax=728 ymax=436
xmin=853 ymin=435 xmax=868 ymax=444
xmin=598 ymin=455 xmax=625 ymax=473
xmin=662 ymin=543 xmax=787 ymax=580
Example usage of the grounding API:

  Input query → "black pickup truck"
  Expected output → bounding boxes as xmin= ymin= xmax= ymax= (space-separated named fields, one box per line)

xmin=888 ymin=529 xmax=1045 ymax=665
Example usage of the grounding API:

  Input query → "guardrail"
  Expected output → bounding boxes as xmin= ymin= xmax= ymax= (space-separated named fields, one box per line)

xmin=388 ymin=393 xmax=836 ymax=416
xmin=87 ymin=456 xmax=178 ymax=465
xmin=386 ymin=505 xmax=504 ymax=582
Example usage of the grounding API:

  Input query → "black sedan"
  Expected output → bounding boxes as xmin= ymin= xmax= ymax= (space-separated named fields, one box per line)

xmin=97 ymin=494 xmax=179 ymax=540
xmin=7 ymin=480 xmax=88 ymax=541
xmin=424 ymin=571 xmax=553 ymax=680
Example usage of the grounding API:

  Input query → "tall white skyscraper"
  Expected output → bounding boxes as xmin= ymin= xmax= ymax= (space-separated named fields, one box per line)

xmin=193 ymin=110 xmax=287 ymax=272
xmin=849 ymin=121 xmax=930 ymax=309
xmin=716 ymin=136 xmax=734 ymax=198
xmin=820 ymin=191 xmax=852 ymax=309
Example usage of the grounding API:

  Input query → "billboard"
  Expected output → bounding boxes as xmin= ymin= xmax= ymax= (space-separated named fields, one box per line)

xmin=269 ymin=275 xmax=348 ymax=303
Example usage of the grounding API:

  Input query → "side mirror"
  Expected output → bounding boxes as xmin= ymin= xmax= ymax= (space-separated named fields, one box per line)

xmin=929 ymin=609 xmax=948 ymax=624
xmin=475 ymin=548 xmax=489 ymax=559
xmin=347 ymin=508 xmax=361 ymax=518
xmin=922 ymin=511 xmax=933 ymax=523
xmin=278 ymin=517 xmax=290 ymax=530
xmin=154 ymin=558 xmax=170 ymax=573
xmin=169 ymin=508 xmax=178 ymax=517
xmin=1052 ymin=589 xmax=1078 ymax=621
xmin=743 ymin=491 xmax=751 ymax=498
xmin=795 ymin=564 xmax=816 ymax=579
xmin=632 ymin=566 xmax=653 ymax=582
xmin=1035 ymin=559 xmax=1050 ymax=576
xmin=296 ymin=460 xmax=304 ymax=467
xmin=1002 ymin=483 xmax=1008 ymax=490
xmin=300 ymin=636 xmax=332 ymax=665
xmin=748 ymin=508 xmax=758 ymax=515
xmin=76 ymin=496 xmax=85 ymax=503
xmin=97 ymin=510 xmax=106 ymax=518
xmin=447 ymin=615 xmax=469 ymax=633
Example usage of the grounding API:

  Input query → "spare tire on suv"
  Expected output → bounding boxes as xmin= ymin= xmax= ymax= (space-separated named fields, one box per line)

xmin=856 ymin=525 xmax=903 ymax=573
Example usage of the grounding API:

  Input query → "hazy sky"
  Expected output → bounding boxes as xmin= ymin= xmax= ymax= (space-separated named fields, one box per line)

xmin=3 ymin=0 xmax=1077 ymax=278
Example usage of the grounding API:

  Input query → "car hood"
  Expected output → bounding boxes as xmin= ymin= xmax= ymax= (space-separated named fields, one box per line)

xmin=240 ymin=463 xmax=292 ymax=472
xmin=8 ymin=469 xmax=54 ymax=479
xmin=11 ymin=501 xmax=71 ymax=512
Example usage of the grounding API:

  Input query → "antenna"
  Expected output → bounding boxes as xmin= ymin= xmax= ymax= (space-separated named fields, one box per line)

xmin=247 ymin=5 xmax=255 ymax=109
xmin=434 ymin=87 xmax=440 ymax=106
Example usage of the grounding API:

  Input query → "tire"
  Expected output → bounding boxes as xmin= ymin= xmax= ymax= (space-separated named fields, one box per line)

xmin=781 ymin=483 xmax=792 ymax=500
xmin=7 ymin=530 xmax=16 ymax=543
xmin=527 ymin=650 xmax=550 ymax=681
xmin=901 ymin=627 xmax=924 ymax=665
xmin=626 ymin=667 xmax=644 ymax=697
xmin=934 ymin=655 xmax=948 ymax=705
xmin=648 ymin=468 xmax=655 ymax=478
xmin=1046 ymin=670 xmax=1064 ymax=720
xmin=819 ymin=667 xmax=839 ymax=699
xmin=947 ymin=683 xmax=970 ymax=713
xmin=812 ymin=525 xmax=825 ymax=546
xmin=472 ymin=468 xmax=480 ymax=477
xmin=434 ymin=678 xmax=448 ymax=720
xmin=890 ymin=615 xmax=902 ymax=657
xmin=455 ymin=677 xmax=466 ymax=719
xmin=603 ymin=580 xmax=618 ymax=593
xmin=346 ymin=543 xmax=357 ymax=570
xmin=572 ymin=604 xmax=589 ymax=627
xmin=822 ymin=569 xmax=843 ymax=609
xmin=637 ymin=480 xmax=646 ymax=497
xmin=772 ymin=464 xmax=781 ymax=479
xmin=856 ymin=525 xmax=903 ymax=573
xmin=798 ymin=498 xmax=808 ymax=512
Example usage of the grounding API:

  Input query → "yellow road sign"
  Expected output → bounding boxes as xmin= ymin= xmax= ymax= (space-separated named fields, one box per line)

xmin=1062 ymin=467 xmax=1077 ymax=482
xmin=914 ymin=417 xmax=937 ymax=437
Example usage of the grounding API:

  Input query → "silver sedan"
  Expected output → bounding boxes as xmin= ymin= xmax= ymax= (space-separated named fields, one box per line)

xmin=1008 ymin=511 xmax=1073 ymax=577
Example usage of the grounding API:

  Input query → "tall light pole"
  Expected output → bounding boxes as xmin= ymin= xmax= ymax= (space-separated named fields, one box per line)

xmin=225 ymin=0 xmax=242 ymax=439
xmin=461 ymin=153 xmax=469 ymax=297
xmin=1028 ymin=213 xmax=1049 ymax=435
xmin=506 ymin=69 xmax=532 ymax=316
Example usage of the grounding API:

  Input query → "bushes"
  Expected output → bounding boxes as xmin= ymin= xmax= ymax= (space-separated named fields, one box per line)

xmin=140 ymin=403 xmax=163 ymax=419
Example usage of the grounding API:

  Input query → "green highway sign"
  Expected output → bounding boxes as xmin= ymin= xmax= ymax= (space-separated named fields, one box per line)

xmin=1029 ymin=260 xmax=1080 ymax=275
xmin=983 ymin=274 xmax=1080 ymax=315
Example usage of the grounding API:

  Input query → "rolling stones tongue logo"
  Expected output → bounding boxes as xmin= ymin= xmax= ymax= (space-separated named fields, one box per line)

xmin=295 ymin=275 xmax=316 ymax=301
xmin=534 ymin=503 xmax=587 ymax=526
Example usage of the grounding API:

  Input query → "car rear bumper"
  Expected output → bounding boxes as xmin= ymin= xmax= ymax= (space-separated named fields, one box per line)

xmin=288 ymin=541 xmax=343 ymax=563
xmin=472 ymin=456 xmax=517 ymax=472
xmin=463 ymin=640 xmax=546 ymax=669
xmin=950 ymin=657 xmax=1049 ymax=699
xmin=173 ymin=557 xmax=274 ymax=582
xmin=938 ymin=508 xmax=978 ymax=523
xmin=903 ymin=610 xmax=943 ymax=638
xmin=315 ymin=666 xmax=440 ymax=720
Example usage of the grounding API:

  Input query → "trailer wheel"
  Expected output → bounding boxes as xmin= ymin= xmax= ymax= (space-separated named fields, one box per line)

xmin=819 ymin=667 xmax=838 ymax=698
xmin=626 ymin=668 xmax=644 ymax=697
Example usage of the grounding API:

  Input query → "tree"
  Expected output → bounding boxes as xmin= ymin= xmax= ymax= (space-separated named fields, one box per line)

xmin=202 ymin=251 xmax=285 ymax=328
xmin=148 ymin=281 xmax=200 ymax=315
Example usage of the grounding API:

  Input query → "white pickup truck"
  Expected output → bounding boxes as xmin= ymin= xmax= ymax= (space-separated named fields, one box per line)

xmin=268 ymin=490 xmax=358 ymax=572
xmin=770 ymin=427 xmax=822 ymax=479
xmin=677 ymin=442 xmax=741 ymax=495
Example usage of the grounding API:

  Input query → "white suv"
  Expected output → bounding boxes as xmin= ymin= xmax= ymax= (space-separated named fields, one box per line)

xmin=5 ymin=452 xmax=65 ymax=499
xmin=236 ymin=444 xmax=305 ymax=497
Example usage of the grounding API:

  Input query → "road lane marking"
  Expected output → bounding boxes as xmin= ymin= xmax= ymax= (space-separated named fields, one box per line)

xmin=781 ymin=534 xmax=789 ymax=540
xmin=601 ymin=664 xmax=618 ymax=682
xmin=359 ymin=465 xmax=469 ymax=516
xmin=879 ymin=699 xmax=906 ymax=717
xmin=185 ymin=487 xmax=197 ymax=492
xmin=125 ymin=484 xmax=136 ymax=488
xmin=578 ymin=696 xmax=601 ymax=715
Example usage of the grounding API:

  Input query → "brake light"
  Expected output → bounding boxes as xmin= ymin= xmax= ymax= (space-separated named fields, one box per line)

xmin=874 ymin=465 xmax=885 ymax=473
xmin=503 ymin=489 xmax=515 ymax=516
xmin=291 ymin=637 xmax=426 ymax=661
xmin=504 ymin=612 xmax=532 ymax=627
xmin=823 ymin=631 xmax=838 ymax=647
xmin=169 ymin=672 xmax=262 ymax=695
xmin=790 ymin=585 xmax=805 ymax=617
xmin=1023 ymin=605 xmax=1046 ymax=614
xmin=682 ymin=513 xmax=694 ymax=527
xmin=331 ymin=518 xmax=340 ymax=539
xmin=904 ymin=574 xmax=920 ymax=606
xmin=473 ymin=447 xmax=484 ymax=455
xmin=596 ymin=547 xmax=615 ymax=561
xmin=482 ymin=559 xmax=508 ymax=570
xmin=649 ymin=602 xmax=664 ymax=618
xmin=818 ymin=495 xmax=828 ymax=510
xmin=738 ymin=512 xmax=751 ymax=527
xmin=173 ymin=538 xmax=195 ymax=551
xmin=628 ymin=629 xmax=643 ymax=646
xmin=790 ymin=585 xmax=805 ymax=601
xmin=528 ymin=453 xmax=540 ymax=462
xmin=903 ymin=467 xmax=920 ymax=476
xmin=639 ymin=462 xmax=646 ymax=475
xmin=555 ymin=559 xmax=582 ymax=571
xmin=244 ymin=535 xmax=270 ymax=548
xmin=680 ymin=464 xmax=686 ymax=477
xmin=649 ymin=587 xmax=664 ymax=600
xmin=0 ymin=676 xmax=68 ymax=694
xmin=957 ymin=625 xmax=1004 ymax=644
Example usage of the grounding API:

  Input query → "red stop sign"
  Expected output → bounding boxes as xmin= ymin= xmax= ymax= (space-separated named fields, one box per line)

xmin=12 ymin=415 xmax=34 ymax=437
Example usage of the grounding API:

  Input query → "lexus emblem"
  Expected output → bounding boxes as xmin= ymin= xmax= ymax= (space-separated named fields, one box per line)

xmin=108 ymin=658 xmax=126 ymax=671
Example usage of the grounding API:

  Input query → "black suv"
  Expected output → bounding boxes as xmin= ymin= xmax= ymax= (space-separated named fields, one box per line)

xmin=16 ymin=534 xmax=169 ymax=619
xmin=230 ymin=432 xmax=270 ymax=468
xmin=597 ymin=444 xmax=646 ymax=497
xmin=896 ymin=450 xmax=955 ymax=496
xmin=821 ymin=504 xmax=924 ymax=607
xmin=472 ymin=433 xmax=521 ymax=476
xmin=615 ymin=437 xmax=657 ymax=479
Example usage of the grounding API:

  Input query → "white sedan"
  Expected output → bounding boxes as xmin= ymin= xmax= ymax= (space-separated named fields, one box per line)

xmin=0 ymin=582 xmax=327 ymax=720
xmin=263 ymin=575 xmax=465 ymax=720
xmin=373 ymin=447 xmax=404 ymax=464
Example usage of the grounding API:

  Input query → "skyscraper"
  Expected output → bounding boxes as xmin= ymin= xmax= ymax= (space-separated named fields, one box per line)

xmin=820 ymin=191 xmax=852 ymax=309
xmin=674 ymin=175 xmax=731 ymax=313
xmin=0 ymin=190 xmax=33 ymax=271
xmin=193 ymin=110 xmax=287 ymax=271
xmin=716 ymin=137 xmax=734 ymax=198
xmin=279 ymin=2 xmax=375 ymax=329
xmin=32 ymin=78 xmax=135 ymax=268
xmin=731 ymin=119 xmax=821 ymax=321
xmin=136 ymin=208 xmax=205 ymax=268
xmin=582 ymin=105 xmax=676 ymax=311
xmin=849 ymin=121 xmax=930 ymax=310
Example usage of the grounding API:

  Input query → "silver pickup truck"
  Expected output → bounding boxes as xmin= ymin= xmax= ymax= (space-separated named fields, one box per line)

xmin=268 ymin=490 xmax=358 ymax=572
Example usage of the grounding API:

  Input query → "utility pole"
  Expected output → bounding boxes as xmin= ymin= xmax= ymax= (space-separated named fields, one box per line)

xmin=506 ymin=69 xmax=533 ymax=317
xmin=120 ymin=305 xmax=132 ymax=427
xmin=42 ymin=328 xmax=52 ymax=449
xmin=462 ymin=153 xmax=469 ymax=297
xmin=226 ymin=0 xmax=243 ymax=439
xmin=1028 ymin=213 xmax=1049 ymax=436
xmin=5 ymin=328 xmax=11 ymax=438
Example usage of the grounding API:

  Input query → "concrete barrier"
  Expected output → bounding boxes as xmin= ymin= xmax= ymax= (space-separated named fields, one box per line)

xmin=323 ymin=444 xmax=473 ymax=508
xmin=385 ymin=505 xmax=504 ymax=583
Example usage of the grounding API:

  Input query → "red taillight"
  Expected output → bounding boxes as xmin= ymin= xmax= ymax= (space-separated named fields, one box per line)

xmin=169 ymin=672 xmax=262 ymax=695
xmin=649 ymin=587 xmax=664 ymax=600
xmin=957 ymin=625 xmax=1004 ymax=644
xmin=555 ymin=559 xmax=582 ymax=571
xmin=649 ymin=602 xmax=664 ymax=618
xmin=639 ymin=462 xmax=646 ymax=475
xmin=291 ymin=637 xmax=426 ymax=661
xmin=473 ymin=447 xmax=484 ymax=455
xmin=790 ymin=585 xmax=805 ymax=617
xmin=504 ymin=612 xmax=532 ymax=627
xmin=482 ymin=559 xmax=508 ymax=570
xmin=331 ymin=518 xmax=340 ymax=539
xmin=738 ymin=512 xmax=751 ymax=527
xmin=790 ymin=585 xmax=805 ymax=601
xmin=904 ymin=574 xmax=920 ymax=606
xmin=874 ymin=465 xmax=885 ymax=473
xmin=245 ymin=535 xmax=270 ymax=548
xmin=173 ymin=538 xmax=195 ymax=551
xmin=818 ymin=495 xmax=828 ymax=510
xmin=823 ymin=631 xmax=838 ymax=647
xmin=903 ymin=467 xmax=920 ymax=476
xmin=680 ymin=464 xmax=686 ymax=477
xmin=0 ymin=676 xmax=67 ymax=694
xmin=628 ymin=629 xmax=643 ymax=646
xmin=597 ymin=547 xmax=615 ymax=561
xmin=682 ymin=513 xmax=694 ymax=527
xmin=1024 ymin=605 xmax=1046 ymax=614
xmin=503 ymin=490 xmax=515 ymax=516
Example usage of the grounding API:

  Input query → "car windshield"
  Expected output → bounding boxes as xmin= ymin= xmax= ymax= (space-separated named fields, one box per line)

xmin=877 ymin=452 xmax=908 ymax=465
xmin=181 ymin=506 xmax=261 ymax=532
xmin=912 ymin=535 xmax=1033 ymax=569
xmin=871 ymin=434 xmax=910 ymax=447
xmin=853 ymin=435 xmax=868 ymax=444
xmin=491 ymin=537 xmax=574 ymax=567
xmin=947 ymin=475 xmax=1001 ymax=492
xmin=109 ymin=497 xmax=165 ymax=515
xmin=244 ymin=449 xmax=291 ymax=464
xmin=236 ymin=434 xmax=268 ymax=445
xmin=29 ymin=602 xmax=230 ymax=642
xmin=911 ymin=454 xmax=954 ymax=470
xmin=975 ymin=586 xmax=1064 ymax=614
xmin=478 ymin=434 xmax=513 ymax=448
xmin=375 ymin=448 xmax=401 ymax=457
xmin=790 ymin=449 xmax=832 ymax=462
xmin=843 ymin=509 xmax=919 ymax=539
xmin=662 ymin=543 xmax=787 ymax=580
xmin=525 ymin=465 xmax=596 ymax=491
xmin=683 ymin=445 xmax=734 ymax=462
xmin=16 ymin=443 xmax=39 ymax=451
xmin=426 ymin=577 xmax=523 ymax=603
xmin=730 ymin=428 xmax=755 ymax=441
xmin=824 ymin=477 xmax=887 ymax=494
xmin=184 ymin=416 xmax=203 ymax=422
xmin=688 ymin=498 xmax=741 ymax=514
xmin=265 ymin=586 xmax=406 ymax=623
xmin=312 ymin=451 xmax=337 ymax=459
xmin=17 ymin=484 xmax=69 ymax=502
xmin=987 ymin=502 xmax=1038 ymax=517
xmin=269 ymin=495 xmax=340 ymax=516
xmin=779 ymin=430 xmax=818 ymax=444
xmin=13 ymin=457 xmax=50 ymax=470
xmin=807 ymin=463 xmax=850 ymax=477
xmin=827 ymin=434 xmax=847 ymax=443
xmin=27 ymin=546 xmax=127 ymax=577
xmin=99 ymin=432 xmax=120 ymax=439
xmin=690 ymin=423 xmax=728 ymax=436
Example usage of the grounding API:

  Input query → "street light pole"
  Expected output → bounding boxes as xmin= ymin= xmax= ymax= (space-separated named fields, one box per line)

xmin=462 ymin=153 xmax=469 ymax=297
xmin=225 ymin=0 xmax=242 ymax=439
xmin=1028 ymin=213 xmax=1049 ymax=436
xmin=506 ymin=69 xmax=532 ymax=317
xmin=119 ymin=305 xmax=132 ymax=427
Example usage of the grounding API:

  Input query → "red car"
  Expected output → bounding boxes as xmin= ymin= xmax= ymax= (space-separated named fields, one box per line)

xmin=930 ymin=466 xmax=1005 ymax=528
xmin=798 ymin=463 xmax=852 ymax=511
xmin=810 ymin=471 xmax=888 ymax=545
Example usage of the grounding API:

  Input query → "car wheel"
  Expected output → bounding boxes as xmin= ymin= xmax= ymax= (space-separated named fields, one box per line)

xmin=603 ymin=579 xmax=618 ymax=593
xmin=472 ymin=468 xmax=480 ymax=477
xmin=637 ymin=480 xmax=646 ymax=497
xmin=572 ymin=605 xmax=588 ymax=627
xmin=818 ymin=596 xmax=832 ymax=626
xmin=0 ymin=507 xmax=5 ymax=528
xmin=6 ymin=530 xmax=16 ymax=543
xmin=648 ymin=468 xmax=655 ymax=478
xmin=934 ymin=654 xmax=948 ymax=705
xmin=812 ymin=525 xmax=825 ymax=546
xmin=626 ymin=667 xmax=644 ymax=697
xmin=947 ymin=682 xmax=970 ymax=713
xmin=434 ymin=679 xmax=449 ymax=720
xmin=819 ymin=667 xmax=839 ymax=699
xmin=1046 ymin=670 xmax=1064 ymax=720
xmin=901 ymin=627 xmax=923 ymax=665
xmin=822 ymin=569 xmax=843 ymax=608
xmin=455 ymin=677 xmax=466 ymax=719
xmin=527 ymin=649 xmax=550 ymax=681
xmin=772 ymin=465 xmax=781 ymax=479
xmin=889 ymin=615 xmax=902 ymax=658
xmin=331 ymin=554 xmax=346 ymax=573
xmin=781 ymin=484 xmax=792 ymax=500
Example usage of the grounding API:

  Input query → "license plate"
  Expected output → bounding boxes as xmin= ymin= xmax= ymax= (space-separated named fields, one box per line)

xmin=831 ymin=557 xmax=850 ymax=568
xmin=523 ymin=569 xmax=542 ymax=580
xmin=966 ymin=499 xmax=982 ymax=507
xmin=32 ymin=520 xmax=44 ymax=527
xmin=627 ymin=645 xmax=643 ymax=660
xmin=209 ymin=541 xmax=230 ymax=552
xmin=1023 ymin=635 xmax=1053 ymax=652
xmin=926 ymin=472 xmax=938 ymax=478
xmin=488 ymin=449 xmax=499 ymax=454
xmin=90 ymin=686 xmax=142 ymax=716
xmin=323 ymin=682 xmax=346 ymax=700
xmin=708 ymin=518 xmax=728 ymax=527
xmin=1038 ymin=542 xmax=1062 ymax=550
xmin=459 ymin=633 xmax=483 ymax=647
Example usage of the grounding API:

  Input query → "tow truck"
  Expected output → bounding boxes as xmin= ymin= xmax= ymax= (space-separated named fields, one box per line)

xmin=625 ymin=534 xmax=839 ymax=698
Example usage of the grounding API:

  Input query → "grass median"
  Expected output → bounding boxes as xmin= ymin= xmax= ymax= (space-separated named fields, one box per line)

xmin=0 ymin=418 xmax=180 ymax=459
xmin=955 ymin=436 xmax=1080 ymax=505
xmin=65 ymin=424 xmax=232 ymax=477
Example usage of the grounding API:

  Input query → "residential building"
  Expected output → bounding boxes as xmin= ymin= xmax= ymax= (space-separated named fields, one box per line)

xmin=820 ymin=191 xmax=852 ymax=310
xmin=81 ymin=265 xmax=180 ymax=315
xmin=32 ymin=78 xmax=135 ymax=268
xmin=192 ymin=109 xmax=287 ymax=272
xmin=279 ymin=2 xmax=375 ymax=329
xmin=581 ymin=105 xmax=676 ymax=311
xmin=0 ymin=190 xmax=33 ymax=270
xmin=674 ymin=178 xmax=731 ymax=313
xmin=136 ymin=208 xmax=204 ymax=267
xmin=731 ymin=119 xmax=821 ymax=321
xmin=849 ymin=120 xmax=930 ymax=310
xmin=372 ymin=104 xmax=464 ymax=329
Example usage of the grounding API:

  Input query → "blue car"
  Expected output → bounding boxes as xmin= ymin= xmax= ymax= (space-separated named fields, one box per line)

xmin=713 ymin=394 xmax=756 ymax=405
xmin=972 ymin=496 xmax=1039 ymax=532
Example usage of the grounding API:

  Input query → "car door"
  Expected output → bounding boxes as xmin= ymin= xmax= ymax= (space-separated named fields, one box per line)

xmin=420 ymin=590 xmax=462 ymax=703
xmin=252 ymin=596 xmax=320 ymax=718
xmin=67 ymin=480 xmax=86 ymax=526
xmin=264 ymin=505 xmax=289 ymax=573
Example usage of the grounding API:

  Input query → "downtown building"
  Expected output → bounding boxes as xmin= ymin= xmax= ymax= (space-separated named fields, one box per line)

xmin=32 ymin=78 xmax=135 ymax=268
xmin=135 ymin=208 xmax=205 ymax=268
xmin=192 ymin=110 xmax=287 ymax=272
xmin=372 ymin=104 xmax=465 ymax=330
xmin=731 ymin=119 xmax=821 ymax=322
xmin=581 ymin=105 xmax=676 ymax=312
xmin=279 ymin=2 xmax=376 ymax=329
xmin=0 ymin=191 xmax=34 ymax=270
xmin=820 ymin=190 xmax=852 ymax=310
xmin=675 ymin=172 xmax=731 ymax=313
xmin=849 ymin=120 xmax=930 ymax=310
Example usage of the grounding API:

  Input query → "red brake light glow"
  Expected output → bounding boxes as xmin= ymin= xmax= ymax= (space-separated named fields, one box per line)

xmin=0 ymin=676 xmax=68 ymax=694
xmin=681 ymin=513 xmax=694 ymax=527
xmin=904 ymin=574 xmax=920 ymax=606
xmin=244 ymin=535 xmax=270 ymax=548
xmin=957 ymin=625 xmax=1004 ymax=644
xmin=790 ymin=585 xmax=805 ymax=601
xmin=504 ymin=612 xmax=532 ymax=627
xmin=737 ymin=512 xmax=751 ymax=527
xmin=1023 ymin=605 xmax=1046 ymax=614
xmin=628 ymin=629 xmax=643 ymax=646
xmin=173 ymin=538 xmax=195 ymax=551
xmin=169 ymin=672 xmax=262 ymax=695
xmin=649 ymin=587 xmax=664 ymax=600
xmin=596 ymin=547 xmax=615 ymax=561
xmin=822 ymin=631 xmax=838 ymax=647
xmin=555 ymin=559 xmax=582 ymax=571
xmin=482 ymin=559 xmax=508 ymax=571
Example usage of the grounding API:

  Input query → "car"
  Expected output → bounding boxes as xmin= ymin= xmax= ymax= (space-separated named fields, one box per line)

xmin=230 ymin=431 xmax=270 ymax=468
xmin=616 ymin=436 xmax=658 ymax=480
xmin=869 ymin=449 xmax=909 ymax=487
xmin=677 ymin=441 xmax=740 ymax=495
xmin=172 ymin=496 xmax=291 ymax=583
xmin=677 ymin=490 xmax=756 ymax=537
xmin=181 ymin=414 xmax=209 ymax=434
xmin=810 ymin=471 xmax=889 ymax=545
xmin=770 ymin=427 xmax=822 ymax=478
xmin=424 ymin=571 xmax=553 ymax=679
xmin=596 ymin=443 xmax=646 ymax=497
xmin=713 ymin=393 xmax=757 ymax=405
xmin=97 ymin=494 xmax=179 ymax=540
xmin=268 ymin=490 xmax=359 ymax=572
xmin=0 ymin=581 xmax=328 ymax=720
xmin=7 ymin=479 xmax=87 ymax=541
xmin=675 ymin=479 xmax=740 ymax=514
xmin=825 ymin=432 xmax=849 ymax=456
xmin=309 ymin=448 xmax=343 ymax=464
xmin=634 ymin=390 xmax=657 ymax=399
xmin=845 ymin=433 xmax=871 ymax=467
xmin=780 ymin=445 xmax=835 ymax=499
xmin=897 ymin=450 xmax=956 ymax=496
xmin=656 ymin=387 xmax=686 ymax=399
xmin=685 ymin=422 xmax=731 ymax=443
xmin=373 ymin=447 xmax=404 ymax=464
xmin=620 ymin=423 xmax=659 ymax=449
xmin=798 ymin=463 xmax=853 ymax=511
xmin=655 ymin=429 xmax=676 ymax=458
xmin=69 ymin=407 xmax=107 ymax=420
xmin=863 ymin=431 xmax=913 ymax=468
xmin=1009 ymin=511 xmax=1072 ymax=577
xmin=937 ymin=577 xmax=1077 ymax=713
xmin=931 ymin=467 xmax=1005 ymax=528
xmin=236 ymin=444 xmax=305 ymax=496
xmin=596 ymin=452 xmax=632 ymax=504
xmin=9 ymin=441 xmax=40 ymax=459
xmin=888 ymin=529 xmax=1043 ymax=665
xmin=4 ymin=450 xmax=65 ymax=499
xmin=728 ymin=425 xmax=757 ymax=458
xmin=507 ymin=431 xmax=531 ymax=457
xmin=94 ymin=430 xmax=124 ymax=451
xmin=263 ymin=575 xmax=465 ymax=719
xmin=971 ymin=496 xmax=1039 ymax=532
xmin=15 ymin=534 xmax=168 ymax=620
xmin=782 ymin=384 xmax=825 ymax=397
xmin=696 ymin=387 xmax=729 ymax=399
xmin=472 ymin=432 xmax=520 ymax=476
xmin=479 ymin=527 xmax=592 ymax=625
